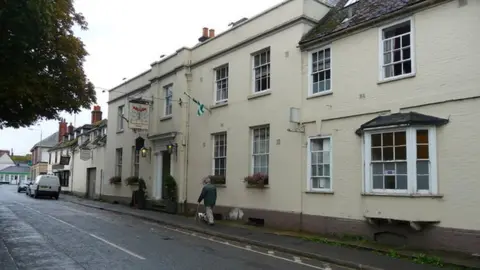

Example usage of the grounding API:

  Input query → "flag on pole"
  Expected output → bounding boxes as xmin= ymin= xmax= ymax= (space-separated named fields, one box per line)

xmin=184 ymin=92 xmax=209 ymax=116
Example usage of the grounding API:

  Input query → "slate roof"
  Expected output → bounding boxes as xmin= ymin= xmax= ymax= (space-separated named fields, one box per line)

xmin=32 ymin=132 xmax=59 ymax=148
xmin=355 ymin=112 xmax=449 ymax=135
xmin=0 ymin=164 xmax=30 ymax=174
xmin=300 ymin=0 xmax=446 ymax=46
xmin=49 ymin=138 xmax=78 ymax=151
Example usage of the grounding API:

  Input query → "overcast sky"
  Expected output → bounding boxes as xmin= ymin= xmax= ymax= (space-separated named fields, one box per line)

xmin=0 ymin=0 xmax=283 ymax=155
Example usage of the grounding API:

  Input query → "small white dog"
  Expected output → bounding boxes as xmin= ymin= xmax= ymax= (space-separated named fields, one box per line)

xmin=197 ymin=212 xmax=206 ymax=221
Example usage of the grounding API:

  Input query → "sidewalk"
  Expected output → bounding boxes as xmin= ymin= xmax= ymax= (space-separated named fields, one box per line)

xmin=60 ymin=195 xmax=478 ymax=270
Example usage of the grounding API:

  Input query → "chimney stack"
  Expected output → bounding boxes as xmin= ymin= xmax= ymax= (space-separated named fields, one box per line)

xmin=91 ymin=105 xmax=102 ymax=124
xmin=58 ymin=119 xmax=67 ymax=142
xmin=198 ymin=27 xmax=209 ymax=42
xmin=209 ymin=29 xmax=215 ymax=38
xmin=68 ymin=123 xmax=74 ymax=134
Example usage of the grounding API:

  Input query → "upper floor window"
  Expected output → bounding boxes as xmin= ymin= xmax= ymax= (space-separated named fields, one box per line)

xmin=380 ymin=18 xmax=414 ymax=80
xmin=309 ymin=47 xmax=331 ymax=96
xmin=164 ymin=85 xmax=173 ymax=116
xmin=117 ymin=105 xmax=125 ymax=131
xmin=214 ymin=65 xmax=229 ymax=104
xmin=252 ymin=49 xmax=270 ymax=93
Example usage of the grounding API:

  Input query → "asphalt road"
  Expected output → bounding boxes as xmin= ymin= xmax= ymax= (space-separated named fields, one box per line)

xmin=0 ymin=184 xmax=347 ymax=270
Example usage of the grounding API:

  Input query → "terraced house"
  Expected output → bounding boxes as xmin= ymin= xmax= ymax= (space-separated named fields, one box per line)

xmin=103 ymin=0 xmax=479 ymax=253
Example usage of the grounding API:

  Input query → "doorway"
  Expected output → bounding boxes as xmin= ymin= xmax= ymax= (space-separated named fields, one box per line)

xmin=154 ymin=151 xmax=171 ymax=200
xmin=86 ymin=168 xmax=96 ymax=199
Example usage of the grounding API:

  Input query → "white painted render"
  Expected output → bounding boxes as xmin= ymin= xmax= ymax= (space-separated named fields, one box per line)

xmin=103 ymin=0 xmax=480 ymax=233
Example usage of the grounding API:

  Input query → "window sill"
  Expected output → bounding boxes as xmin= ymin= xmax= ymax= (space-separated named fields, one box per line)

xmin=378 ymin=73 xmax=416 ymax=84
xmin=160 ymin=115 xmax=172 ymax=122
xmin=248 ymin=90 xmax=272 ymax=100
xmin=116 ymin=130 xmax=124 ymax=134
xmin=210 ymin=102 xmax=228 ymax=110
xmin=307 ymin=91 xmax=333 ymax=100
xmin=305 ymin=190 xmax=334 ymax=195
xmin=361 ymin=192 xmax=443 ymax=198
xmin=214 ymin=184 xmax=227 ymax=188
xmin=246 ymin=185 xmax=269 ymax=189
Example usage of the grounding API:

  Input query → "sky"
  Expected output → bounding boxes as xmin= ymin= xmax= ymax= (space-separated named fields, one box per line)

xmin=0 ymin=0 xmax=284 ymax=155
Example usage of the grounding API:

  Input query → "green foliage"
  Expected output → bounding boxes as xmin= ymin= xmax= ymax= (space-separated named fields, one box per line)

xmin=163 ymin=175 xmax=177 ymax=201
xmin=109 ymin=176 xmax=121 ymax=184
xmin=0 ymin=0 xmax=96 ymax=128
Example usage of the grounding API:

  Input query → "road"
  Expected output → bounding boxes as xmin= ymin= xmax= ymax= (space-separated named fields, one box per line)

xmin=0 ymin=184 xmax=347 ymax=270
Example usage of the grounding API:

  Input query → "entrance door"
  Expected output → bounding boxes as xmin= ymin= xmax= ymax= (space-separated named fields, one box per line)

xmin=86 ymin=168 xmax=96 ymax=199
xmin=161 ymin=151 xmax=171 ymax=199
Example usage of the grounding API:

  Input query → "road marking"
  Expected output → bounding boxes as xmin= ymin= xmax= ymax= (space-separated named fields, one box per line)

xmin=294 ymin=256 xmax=302 ymax=262
xmin=89 ymin=233 xmax=145 ymax=260
xmin=268 ymin=250 xmax=275 ymax=255
xmin=146 ymin=223 xmax=331 ymax=270
xmin=19 ymin=204 xmax=146 ymax=260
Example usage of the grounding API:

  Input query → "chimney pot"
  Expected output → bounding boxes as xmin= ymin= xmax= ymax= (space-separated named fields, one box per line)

xmin=58 ymin=120 xmax=68 ymax=142
xmin=91 ymin=105 xmax=103 ymax=124
xmin=202 ymin=27 xmax=208 ymax=37
xmin=209 ymin=29 xmax=215 ymax=38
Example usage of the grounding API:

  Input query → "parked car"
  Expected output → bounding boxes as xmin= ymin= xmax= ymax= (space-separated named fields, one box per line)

xmin=27 ymin=174 xmax=61 ymax=200
xmin=17 ymin=179 xmax=31 ymax=193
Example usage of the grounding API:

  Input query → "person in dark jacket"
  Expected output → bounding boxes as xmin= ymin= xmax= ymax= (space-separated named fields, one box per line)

xmin=197 ymin=176 xmax=217 ymax=225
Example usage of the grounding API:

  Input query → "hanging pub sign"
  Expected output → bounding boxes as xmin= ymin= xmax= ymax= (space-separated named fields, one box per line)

xmin=59 ymin=156 xmax=71 ymax=165
xmin=128 ymin=99 xmax=150 ymax=130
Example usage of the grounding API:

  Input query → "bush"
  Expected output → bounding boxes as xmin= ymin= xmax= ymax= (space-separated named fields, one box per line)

xmin=163 ymin=175 xmax=177 ymax=202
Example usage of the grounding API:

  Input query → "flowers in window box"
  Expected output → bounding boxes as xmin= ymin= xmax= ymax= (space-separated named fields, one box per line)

xmin=125 ymin=176 xmax=140 ymax=186
xmin=109 ymin=176 xmax=121 ymax=184
xmin=243 ymin=173 xmax=268 ymax=187
xmin=209 ymin=175 xmax=226 ymax=185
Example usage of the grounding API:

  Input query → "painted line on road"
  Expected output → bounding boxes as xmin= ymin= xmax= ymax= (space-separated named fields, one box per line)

xmin=18 ymin=204 xmax=146 ymax=260
xmin=89 ymin=233 xmax=145 ymax=260
xmin=144 ymin=221 xmax=330 ymax=270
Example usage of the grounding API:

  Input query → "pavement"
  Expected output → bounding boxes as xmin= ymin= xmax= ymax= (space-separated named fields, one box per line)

xmin=0 ymin=184 xmax=348 ymax=270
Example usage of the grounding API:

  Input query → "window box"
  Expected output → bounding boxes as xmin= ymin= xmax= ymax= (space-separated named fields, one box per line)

xmin=109 ymin=176 xmax=121 ymax=185
xmin=244 ymin=173 xmax=269 ymax=188
xmin=210 ymin=175 xmax=226 ymax=185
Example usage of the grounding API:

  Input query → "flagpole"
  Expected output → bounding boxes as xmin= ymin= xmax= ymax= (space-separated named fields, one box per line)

xmin=183 ymin=92 xmax=211 ymax=113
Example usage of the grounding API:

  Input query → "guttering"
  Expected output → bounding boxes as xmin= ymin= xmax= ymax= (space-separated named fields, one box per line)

xmin=299 ymin=0 xmax=451 ymax=50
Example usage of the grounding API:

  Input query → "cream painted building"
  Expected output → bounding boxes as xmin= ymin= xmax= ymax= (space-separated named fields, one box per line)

xmin=104 ymin=0 xmax=479 ymax=253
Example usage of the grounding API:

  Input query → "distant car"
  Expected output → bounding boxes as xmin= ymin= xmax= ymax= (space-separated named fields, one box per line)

xmin=17 ymin=180 xmax=31 ymax=193
xmin=27 ymin=174 xmax=61 ymax=200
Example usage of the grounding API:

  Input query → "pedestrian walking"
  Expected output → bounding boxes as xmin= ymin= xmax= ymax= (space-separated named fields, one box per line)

xmin=197 ymin=176 xmax=217 ymax=225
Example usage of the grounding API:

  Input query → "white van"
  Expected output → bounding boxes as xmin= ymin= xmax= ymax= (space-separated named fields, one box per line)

xmin=27 ymin=174 xmax=61 ymax=200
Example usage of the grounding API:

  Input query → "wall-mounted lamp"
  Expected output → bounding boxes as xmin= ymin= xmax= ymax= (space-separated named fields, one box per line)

xmin=167 ymin=143 xmax=178 ymax=155
xmin=140 ymin=147 xmax=148 ymax=158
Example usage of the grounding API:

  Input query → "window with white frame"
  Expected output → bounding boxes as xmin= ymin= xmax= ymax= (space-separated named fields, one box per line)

xmin=132 ymin=147 xmax=139 ymax=177
xmin=252 ymin=126 xmax=269 ymax=175
xmin=117 ymin=105 xmax=125 ymax=131
xmin=308 ymin=137 xmax=332 ymax=190
xmin=115 ymin=148 xmax=123 ymax=178
xmin=380 ymin=19 xmax=413 ymax=80
xmin=310 ymin=47 xmax=331 ymax=95
xmin=213 ymin=133 xmax=227 ymax=177
xmin=214 ymin=65 xmax=229 ymax=103
xmin=364 ymin=127 xmax=436 ymax=194
xmin=164 ymin=85 xmax=173 ymax=116
xmin=252 ymin=49 xmax=270 ymax=93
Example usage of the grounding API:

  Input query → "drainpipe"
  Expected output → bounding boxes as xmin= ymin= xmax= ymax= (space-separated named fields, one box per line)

xmin=70 ymin=148 xmax=74 ymax=194
xmin=183 ymin=66 xmax=192 ymax=214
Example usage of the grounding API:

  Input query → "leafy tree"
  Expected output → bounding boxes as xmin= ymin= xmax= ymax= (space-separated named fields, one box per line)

xmin=0 ymin=0 xmax=96 ymax=128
